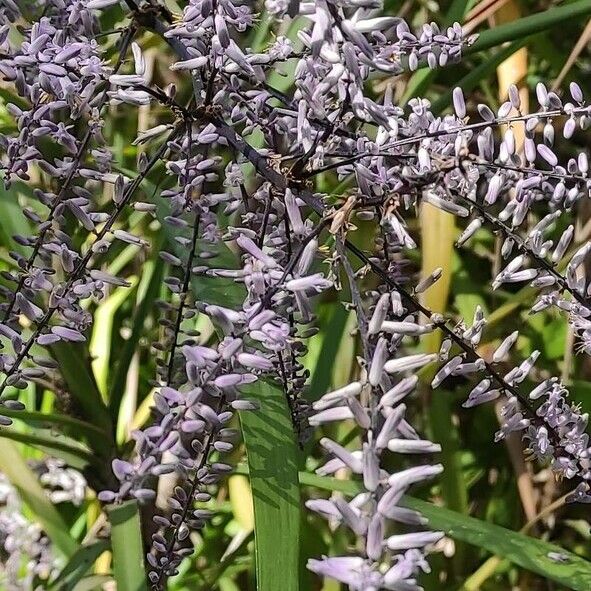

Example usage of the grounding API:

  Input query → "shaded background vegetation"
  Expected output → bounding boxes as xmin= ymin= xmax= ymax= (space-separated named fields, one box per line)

xmin=3 ymin=1 xmax=591 ymax=590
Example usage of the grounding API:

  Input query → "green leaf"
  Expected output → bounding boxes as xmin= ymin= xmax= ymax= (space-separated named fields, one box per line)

xmin=410 ymin=498 xmax=591 ymax=591
xmin=431 ymin=40 xmax=525 ymax=115
xmin=110 ymin=257 xmax=164 ymax=416
xmin=307 ymin=303 xmax=349 ymax=401
xmin=0 ymin=408 xmax=106 ymax=439
xmin=0 ymin=428 xmax=97 ymax=471
xmin=105 ymin=500 xmax=147 ymax=591
xmin=0 ymin=439 xmax=78 ymax=558
xmin=49 ymin=540 xmax=110 ymax=591
xmin=466 ymin=0 xmax=591 ymax=55
xmin=298 ymin=472 xmax=591 ymax=591
xmin=50 ymin=342 xmax=114 ymax=440
xmin=0 ymin=181 xmax=32 ymax=255
xmin=239 ymin=381 xmax=300 ymax=591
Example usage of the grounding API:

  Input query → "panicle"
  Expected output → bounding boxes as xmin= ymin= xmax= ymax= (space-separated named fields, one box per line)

xmin=3 ymin=0 xmax=591 ymax=588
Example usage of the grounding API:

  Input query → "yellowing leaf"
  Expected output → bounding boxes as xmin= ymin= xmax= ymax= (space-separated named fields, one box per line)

xmin=494 ymin=0 xmax=529 ymax=149
xmin=229 ymin=474 xmax=254 ymax=532
xmin=420 ymin=202 xmax=455 ymax=353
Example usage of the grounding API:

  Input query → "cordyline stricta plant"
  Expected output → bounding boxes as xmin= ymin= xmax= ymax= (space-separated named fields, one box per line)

xmin=2 ymin=0 xmax=591 ymax=589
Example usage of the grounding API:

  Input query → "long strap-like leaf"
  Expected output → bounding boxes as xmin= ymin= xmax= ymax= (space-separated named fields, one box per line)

xmin=300 ymin=472 xmax=591 ymax=591
xmin=106 ymin=500 xmax=147 ymax=591
xmin=466 ymin=0 xmax=591 ymax=55
xmin=240 ymin=381 xmax=301 ymax=591
xmin=0 ymin=440 xmax=77 ymax=558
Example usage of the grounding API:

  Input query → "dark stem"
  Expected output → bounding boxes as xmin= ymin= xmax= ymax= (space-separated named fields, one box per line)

xmin=2 ymin=25 xmax=137 ymax=323
xmin=452 ymin=189 xmax=590 ymax=308
xmin=165 ymin=213 xmax=201 ymax=385
xmin=0 ymin=126 xmax=182 ymax=396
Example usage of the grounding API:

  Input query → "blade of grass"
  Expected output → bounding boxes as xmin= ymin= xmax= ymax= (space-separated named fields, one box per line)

xmin=461 ymin=493 xmax=571 ymax=590
xmin=239 ymin=381 xmax=300 ymax=591
xmin=110 ymin=257 xmax=164 ymax=418
xmin=105 ymin=500 xmax=147 ymax=591
xmin=295 ymin=472 xmax=591 ymax=591
xmin=0 ymin=439 xmax=77 ymax=557
xmin=49 ymin=540 xmax=110 ymax=591
xmin=0 ymin=408 xmax=106 ymax=439
xmin=0 ymin=428 xmax=97 ymax=470
xmin=465 ymin=0 xmax=591 ymax=55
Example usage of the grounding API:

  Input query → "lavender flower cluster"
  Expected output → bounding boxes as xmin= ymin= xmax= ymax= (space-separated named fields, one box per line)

xmin=307 ymin=284 xmax=444 ymax=589
xmin=0 ymin=459 xmax=86 ymax=591
xmin=1 ymin=0 xmax=591 ymax=589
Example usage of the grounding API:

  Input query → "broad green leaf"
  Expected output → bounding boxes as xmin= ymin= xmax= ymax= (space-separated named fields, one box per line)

xmin=298 ymin=472 xmax=591 ymax=591
xmin=49 ymin=540 xmax=110 ymax=591
xmin=0 ymin=439 xmax=77 ymax=558
xmin=105 ymin=500 xmax=147 ymax=591
xmin=306 ymin=303 xmax=349 ymax=401
xmin=239 ymin=381 xmax=300 ymax=591
xmin=466 ymin=0 xmax=591 ymax=55
xmin=0 ymin=181 xmax=32 ymax=256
